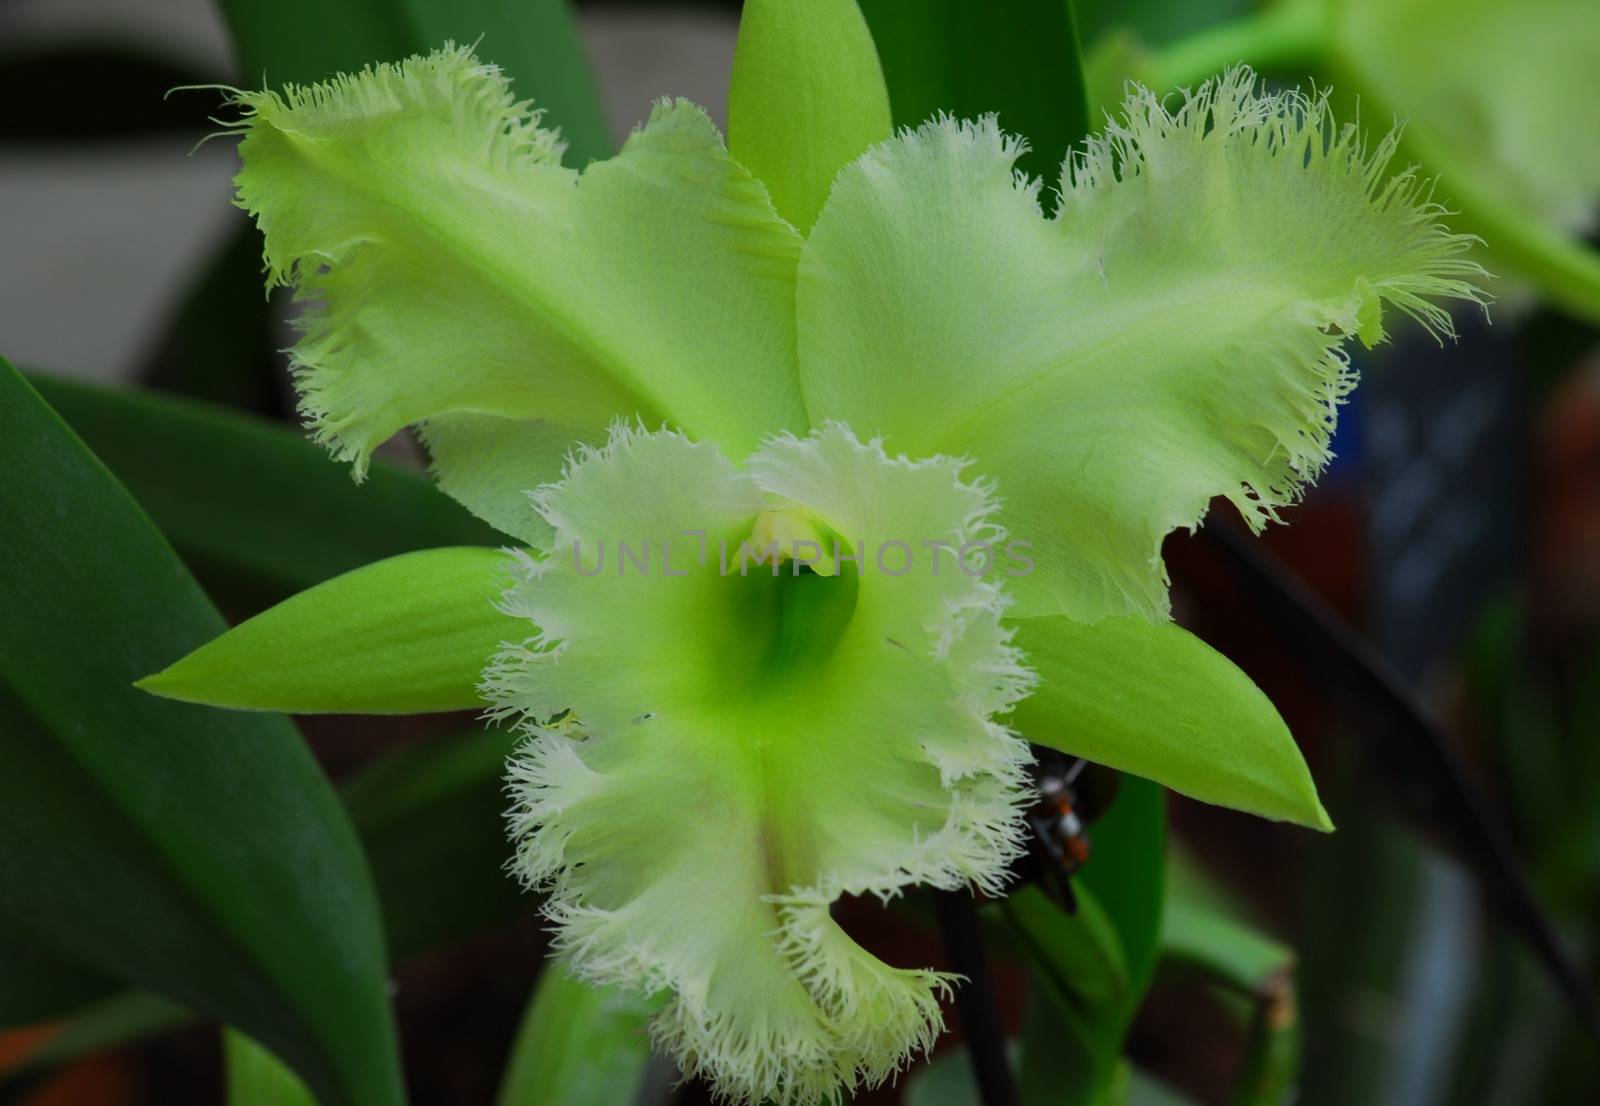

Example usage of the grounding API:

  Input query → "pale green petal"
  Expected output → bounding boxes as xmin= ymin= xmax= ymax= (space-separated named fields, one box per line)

xmin=1336 ymin=0 xmax=1599 ymax=245
xmin=419 ymin=413 xmax=593 ymax=548
xmin=230 ymin=44 xmax=805 ymax=517
xmin=1011 ymin=615 xmax=1331 ymax=830
xmin=488 ymin=424 xmax=1034 ymax=1105
xmin=798 ymin=68 xmax=1484 ymax=622
xmin=1331 ymin=0 xmax=1600 ymax=317
xmin=138 ymin=547 xmax=510 ymax=714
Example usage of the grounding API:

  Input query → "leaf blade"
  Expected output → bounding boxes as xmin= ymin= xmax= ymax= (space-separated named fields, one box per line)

xmin=860 ymin=0 xmax=1090 ymax=182
xmin=29 ymin=373 xmax=500 ymax=602
xmin=139 ymin=546 xmax=512 ymax=715
xmin=0 ymin=360 xmax=402 ymax=1106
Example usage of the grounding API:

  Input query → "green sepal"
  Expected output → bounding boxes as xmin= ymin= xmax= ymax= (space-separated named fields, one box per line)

xmin=1009 ymin=615 xmax=1332 ymax=831
xmin=728 ymin=0 xmax=893 ymax=232
xmin=139 ymin=547 xmax=513 ymax=714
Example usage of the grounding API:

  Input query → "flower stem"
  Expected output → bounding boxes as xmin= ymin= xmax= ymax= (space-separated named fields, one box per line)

xmin=1145 ymin=1 xmax=1329 ymax=91
xmin=934 ymin=890 xmax=1019 ymax=1106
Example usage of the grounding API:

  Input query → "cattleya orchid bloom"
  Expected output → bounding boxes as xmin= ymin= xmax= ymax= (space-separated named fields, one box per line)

xmin=1106 ymin=0 xmax=1600 ymax=318
xmin=1331 ymin=0 xmax=1599 ymax=316
xmin=141 ymin=14 xmax=1488 ymax=1103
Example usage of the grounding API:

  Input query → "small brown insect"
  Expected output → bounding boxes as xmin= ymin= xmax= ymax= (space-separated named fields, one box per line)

xmin=1026 ymin=756 xmax=1092 ymax=913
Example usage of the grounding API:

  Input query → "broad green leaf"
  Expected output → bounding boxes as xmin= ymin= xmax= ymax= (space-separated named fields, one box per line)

xmin=217 ymin=0 xmax=610 ymax=165
xmin=797 ymin=68 xmax=1483 ymax=622
xmin=229 ymin=44 xmax=805 ymax=537
xmin=29 ymin=373 xmax=500 ymax=603
xmin=0 ymin=360 xmax=402 ymax=1106
xmin=139 ymin=546 xmax=512 ymax=714
xmin=227 ymin=1031 xmax=318 ymax=1106
xmin=728 ymin=0 xmax=892 ymax=232
xmin=8 ymin=728 xmax=525 ymax=1083
xmin=1330 ymin=0 xmax=1600 ymax=321
xmin=343 ymin=727 xmax=529 ymax=958
xmin=0 ymin=924 xmax=117 ymax=1028
xmin=1011 ymin=615 xmax=1331 ymax=830
xmin=860 ymin=0 xmax=1090 ymax=181
xmin=497 ymin=970 xmax=663 ymax=1106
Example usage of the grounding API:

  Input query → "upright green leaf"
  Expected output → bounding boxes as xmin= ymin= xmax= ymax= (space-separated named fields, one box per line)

xmin=0 ymin=361 xmax=402 ymax=1106
xmin=859 ymin=0 xmax=1090 ymax=181
xmin=1003 ymin=886 xmax=1130 ymax=1104
xmin=1079 ymin=776 xmax=1168 ymax=996
xmin=497 ymin=970 xmax=662 ymax=1106
xmin=216 ymin=0 xmax=610 ymax=165
xmin=1003 ymin=781 xmax=1167 ymax=1106
xmin=30 ymin=374 xmax=500 ymax=603
xmin=728 ymin=0 xmax=893 ymax=232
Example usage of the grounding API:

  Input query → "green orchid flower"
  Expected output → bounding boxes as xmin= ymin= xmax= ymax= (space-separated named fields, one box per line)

xmin=141 ymin=6 xmax=1486 ymax=1101
xmin=1127 ymin=0 xmax=1600 ymax=321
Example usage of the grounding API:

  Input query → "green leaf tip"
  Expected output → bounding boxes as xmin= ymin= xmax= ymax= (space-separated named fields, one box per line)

xmin=1012 ymin=614 xmax=1333 ymax=833
xmin=729 ymin=0 xmax=893 ymax=232
xmin=138 ymin=546 xmax=514 ymax=715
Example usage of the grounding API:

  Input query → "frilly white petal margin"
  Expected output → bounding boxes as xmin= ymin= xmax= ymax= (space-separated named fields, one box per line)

xmin=485 ymin=423 xmax=1035 ymax=1104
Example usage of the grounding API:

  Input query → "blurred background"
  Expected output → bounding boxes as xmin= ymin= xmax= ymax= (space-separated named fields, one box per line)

xmin=2 ymin=1 xmax=1598 ymax=1104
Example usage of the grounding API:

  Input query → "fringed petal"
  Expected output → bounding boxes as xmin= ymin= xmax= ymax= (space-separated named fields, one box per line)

xmin=797 ymin=67 xmax=1486 ymax=621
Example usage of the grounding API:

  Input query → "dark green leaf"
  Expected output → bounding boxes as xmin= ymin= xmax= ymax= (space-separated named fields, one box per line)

xmin=216 ymin=0 xmax=611 ymax=165
xmin=0 ymin=360 xmax=402 ymax=1106
xmin=1077 ymin=0 xmax=1251 ymax=48
xmin=29 ymin=373 xmax=500 ymax=605
xmin=5 ymin=726 xmax=525 ymax=1084
xmin=859 ymin=0 xmax=1090 ymax=181
xmin=1009 ymin=777 xmax=1168 ymax=1105
xmin=0 ymin=922 xmax=117 ymax=1028
xmin=343 ymin=727 xmax=530 ymax=959
xmin=1002 ymin=885 xmax=1129 ymax=1105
